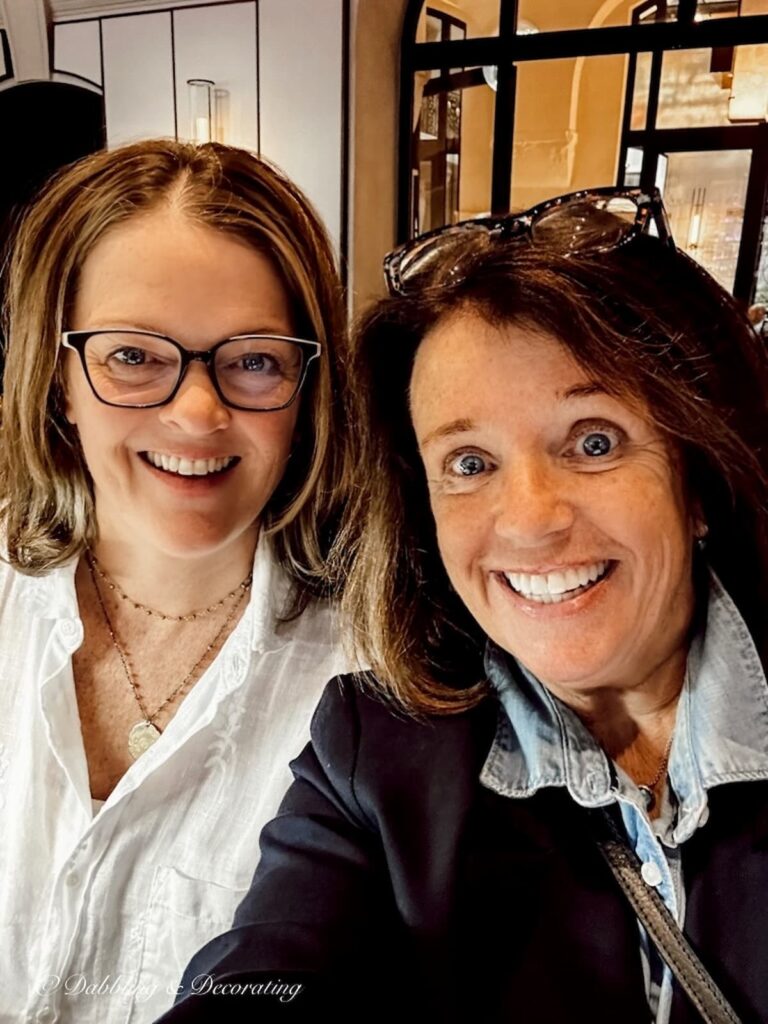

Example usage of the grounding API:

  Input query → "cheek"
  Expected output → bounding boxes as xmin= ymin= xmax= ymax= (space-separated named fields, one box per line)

xmin=637 ymin=477 xmax=692 ymax=558
xmin=597 ymin=473 xmax=693 ymax=595
xmin=62 ymin=359 xmax=86 ymax=425
xmin=66 ymin=395 xmax=142 ymax=476
xmin=242 ymin=408 xmax=299 ymax=468
xmin=432 ymin=500 xmax=478 ymax=582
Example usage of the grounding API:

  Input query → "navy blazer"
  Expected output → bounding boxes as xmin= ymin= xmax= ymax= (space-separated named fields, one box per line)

xmin=156 ymin=676 xmax=768 ymax=1023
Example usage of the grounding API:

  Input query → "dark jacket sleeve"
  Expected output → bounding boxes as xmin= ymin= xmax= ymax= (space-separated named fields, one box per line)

xmin=153 ymin=675 xmax=400 ymax=1023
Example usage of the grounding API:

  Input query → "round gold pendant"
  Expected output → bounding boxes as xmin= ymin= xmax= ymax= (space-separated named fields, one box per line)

xmin=128 ymin=720 xmax=161 ymax=759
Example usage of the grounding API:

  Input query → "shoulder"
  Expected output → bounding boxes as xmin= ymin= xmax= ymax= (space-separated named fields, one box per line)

xmin=304 ymin=675 xmax=499 ymax=821
xmin=254 ymin=543 xmax=357 ymax=676
xmin=313 ymin=673 xmax=497 ymax=748
xmin=0 ymin=556 xmax=43 ymax=610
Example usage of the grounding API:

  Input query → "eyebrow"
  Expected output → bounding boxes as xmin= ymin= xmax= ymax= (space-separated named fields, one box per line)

xmin=82 ymin=321 xmax=295 ymax=339
xmin=419 ymin=417 xmax=476 ymax=450
xmin=418 ymin=383 xmax=615 ymax=450
xmin=560 ymin=382 xmax=610 ymax=400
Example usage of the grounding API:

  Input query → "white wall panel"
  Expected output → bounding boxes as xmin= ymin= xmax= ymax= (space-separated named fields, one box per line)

xmin=54 ymin=19 xmax=101 ymax=86
xmin=259 ymin=0 xmax=343 ymax=253
xmin=173 ymin=2 xmax=258 ymax=152
xmin=102 ymin=12 xmax=175 ymax=147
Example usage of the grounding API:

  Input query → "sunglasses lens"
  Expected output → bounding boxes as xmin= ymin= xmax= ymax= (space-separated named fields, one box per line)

xmin=531 ymin=195 xmax=638 ymax=254
xmin=384 ymin=191 xmax=662 ymax=295
xmin=394 ymin=224 xmax=493 ymax=293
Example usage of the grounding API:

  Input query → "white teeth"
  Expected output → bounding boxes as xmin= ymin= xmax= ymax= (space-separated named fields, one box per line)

xmin=145 ymin=452 xmax=235 ymax=476
xmin=503 ymin=560 xmax=610 ymax=603
xmin=576 ymin=565 xmax=592 ymax=588
xmin=530 ymin=575 xmax=548 ymax=596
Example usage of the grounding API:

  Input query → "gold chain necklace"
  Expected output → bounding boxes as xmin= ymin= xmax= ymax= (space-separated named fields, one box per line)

xmin=88 ymin=551 xmax=249 ymax=622
xmin=637 ymin=731 xmax=675 ymax=812
xmin=86 ymin=554 xmax=252 ymax=759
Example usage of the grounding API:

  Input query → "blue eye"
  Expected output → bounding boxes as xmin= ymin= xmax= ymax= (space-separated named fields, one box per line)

xmin=114 ymin=347 xmax=147 ymax=365
xmin=580 ymin=432 xmax=614 ymax=457
xmin=563 ymin=422 xmax=625 ymax=462
xmin=451 ymin=453 xmax=486 ymax=476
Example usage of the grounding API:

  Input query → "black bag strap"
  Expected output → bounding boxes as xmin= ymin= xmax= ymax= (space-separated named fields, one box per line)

xmin=592 ymin=809 xmax=742 ymax=1024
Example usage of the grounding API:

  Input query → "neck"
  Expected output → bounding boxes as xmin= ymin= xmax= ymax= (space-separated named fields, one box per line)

xmin=549 ymin=647 xmax=687 ymax=782
xmin=86 ymin=525 xmax=259 ymax=619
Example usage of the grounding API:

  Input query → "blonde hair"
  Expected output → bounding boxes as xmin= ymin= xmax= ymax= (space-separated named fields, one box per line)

xmin=1 ymin=139 xmax=349 ymax=608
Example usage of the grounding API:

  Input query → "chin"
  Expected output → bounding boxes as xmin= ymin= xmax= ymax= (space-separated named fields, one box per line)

xmin=502 ymin=638 xmax=624 ymax=694
xmin=148 ymin=520 xmax=256 ymax=562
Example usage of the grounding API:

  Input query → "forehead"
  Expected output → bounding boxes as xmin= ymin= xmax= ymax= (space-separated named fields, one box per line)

xmin=411 ymin=313 xmax=596 ymax=409
xmin=72 ymin=208 xmax=294 ymax=340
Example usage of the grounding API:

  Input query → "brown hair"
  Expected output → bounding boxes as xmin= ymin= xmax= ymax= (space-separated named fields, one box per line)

xmin=1 ymin=139 xmax=349 ymax=611
xmin=339 ymin=237 xmax=768 ymax=713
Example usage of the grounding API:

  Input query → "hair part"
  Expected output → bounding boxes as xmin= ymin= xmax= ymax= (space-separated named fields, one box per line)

xmin=337 ymin=238 xmax=768 ymax=714
xmin=1 ymin=139 xmax=350 ymax=612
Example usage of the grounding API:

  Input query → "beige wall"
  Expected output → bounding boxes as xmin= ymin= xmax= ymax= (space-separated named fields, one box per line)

xmin=459 ymin=83 xmax=494 ymax=218
xmin=512 ymin=0 xmax=634 ymax=207
xmin=348 ymin=0 xmax=497 ymax=311
xmin=349 ymin=0 xmax=407 ymax=312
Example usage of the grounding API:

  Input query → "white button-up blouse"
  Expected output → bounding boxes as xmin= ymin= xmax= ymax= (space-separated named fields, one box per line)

xmin=0 ymin=539 xmax=353 ymax=1024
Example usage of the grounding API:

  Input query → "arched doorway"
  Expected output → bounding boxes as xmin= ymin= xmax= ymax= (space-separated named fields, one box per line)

xmin=0 ymin=79 xmax=105 ymax=378
xmin=0 ymin=79 xmax=105 ymax=238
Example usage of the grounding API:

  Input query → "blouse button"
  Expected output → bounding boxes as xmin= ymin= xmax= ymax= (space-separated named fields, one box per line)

xmin=641 ymin=861 xmax=663 ymax=887
xmin=58 ymin=618 xmax=83 ymax=647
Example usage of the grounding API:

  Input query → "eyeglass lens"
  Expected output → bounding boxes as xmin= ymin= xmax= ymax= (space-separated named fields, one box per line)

xmin=82 ymin=332 xmax=306 ymax=409
xmin=530 ymin=196 xmax=638 ymax=253
xmin=397 ymin=225 xmax=493 ymax=284
xmin=395 ymin=193 xmax=643 ymax=292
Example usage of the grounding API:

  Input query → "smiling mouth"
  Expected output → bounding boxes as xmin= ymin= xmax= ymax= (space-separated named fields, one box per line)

xmin=501 ymin=560 xmax=616 ymax=604
xmin=139 ymin=452 xmax=240 ymax=477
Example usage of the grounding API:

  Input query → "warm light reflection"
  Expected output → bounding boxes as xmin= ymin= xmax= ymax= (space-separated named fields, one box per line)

xmin=728 ymin=45 xmax=768 ymax=121
xmin=663 ymin=150 xmax=751 ymax=292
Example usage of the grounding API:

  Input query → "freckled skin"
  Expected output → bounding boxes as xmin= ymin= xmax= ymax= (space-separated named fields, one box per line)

xmin=63 ymin=208 xmax=300 ymax=564
xmin=63 ymin=208 xmax=303 ymax=797
xmin=410 ymin=314 xmax=697 ymax=710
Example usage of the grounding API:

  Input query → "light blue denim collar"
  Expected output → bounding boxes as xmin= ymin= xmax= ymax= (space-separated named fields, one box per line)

xmin=480 ymin=572 xmax=768 ymax=843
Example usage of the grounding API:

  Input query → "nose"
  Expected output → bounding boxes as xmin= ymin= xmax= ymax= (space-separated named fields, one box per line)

xmin=492 ymin=457 xmax=575 ymax=546
xmin=157 ymin=362 xmax=230 ymax=435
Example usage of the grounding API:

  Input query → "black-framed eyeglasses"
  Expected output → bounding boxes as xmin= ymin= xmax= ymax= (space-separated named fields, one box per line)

xmin=383 ymin=186 xmax=674 ymax=296
xmin=60 ymin=330 xmax=321 ymax=411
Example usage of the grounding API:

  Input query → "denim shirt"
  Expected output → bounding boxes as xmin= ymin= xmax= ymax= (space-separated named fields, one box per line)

xmin=480 ymin=572 xmax=768 ymax=1023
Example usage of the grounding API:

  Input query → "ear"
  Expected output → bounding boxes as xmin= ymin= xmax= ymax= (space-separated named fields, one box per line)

xmin=690 ymin=498 xmax=708 ymax=540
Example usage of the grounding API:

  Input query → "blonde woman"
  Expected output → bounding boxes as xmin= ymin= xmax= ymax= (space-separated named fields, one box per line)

xmin=0 ymin=140 xmax=354 ymax=1023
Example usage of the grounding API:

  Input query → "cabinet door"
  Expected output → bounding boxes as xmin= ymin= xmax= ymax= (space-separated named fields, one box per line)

xmin=259 ymin=0 xmax=344 ymax=253
xmin=53 ymin=20 xmax=102 ymax=87
xmin=102 ymin=12 xmax=175 ymax=147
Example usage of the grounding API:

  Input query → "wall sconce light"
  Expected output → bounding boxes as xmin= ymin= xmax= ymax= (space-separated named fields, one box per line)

xmin=686 ymin=187 xmax=706 ymax=251
xmin=187 ymin=79 xmax=215 ymax=143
